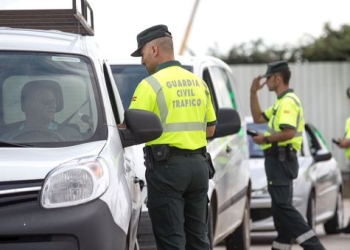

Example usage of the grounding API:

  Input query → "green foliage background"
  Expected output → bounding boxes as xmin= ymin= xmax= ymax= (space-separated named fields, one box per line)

xmin=208 ymin=22 xmax=350 ymax=64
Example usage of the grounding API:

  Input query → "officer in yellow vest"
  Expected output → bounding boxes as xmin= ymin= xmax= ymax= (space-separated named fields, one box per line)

xmin=126 ymin=24 xmax=217 ymax=250
xmin=334 ymin=87 xmax=350 ymax=234
xmin=250 ymin=61 xmax=325 ymax=250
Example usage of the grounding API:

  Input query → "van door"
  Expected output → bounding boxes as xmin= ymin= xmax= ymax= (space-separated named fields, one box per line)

xmin=102 ymin=61 xmax=141 ymax=247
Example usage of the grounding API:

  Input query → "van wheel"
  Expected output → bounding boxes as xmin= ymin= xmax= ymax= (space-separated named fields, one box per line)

xmin=324 ymin=190 xmax=344 ymax=234
xmin=225 ymin=199 xmax=251 ymax=250
xmin=306 ymin=192 xmax=316 ymax=231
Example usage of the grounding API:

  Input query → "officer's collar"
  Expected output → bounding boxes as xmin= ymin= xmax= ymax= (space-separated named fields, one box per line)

xmin=277 ymin=89 xmax=294 ymax=99
xmin=155 ymin=60 xmax=182 ymax=73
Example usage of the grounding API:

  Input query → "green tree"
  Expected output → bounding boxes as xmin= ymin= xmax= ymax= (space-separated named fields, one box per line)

xmin=209 ymin=22 xmax=350 ymax=64
xmin=210 ymin=38 xmax=298 ymax=64
xmin=300 ymin=23 xmax=350 ymax=61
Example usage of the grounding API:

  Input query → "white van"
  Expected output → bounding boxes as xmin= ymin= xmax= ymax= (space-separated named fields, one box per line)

xmin=0 ymin=2 xmax=161 ymax=250
xmin=110 ymin=56 xmax=252 ymax=250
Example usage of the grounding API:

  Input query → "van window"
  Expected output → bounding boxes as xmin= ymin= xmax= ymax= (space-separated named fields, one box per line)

xmin=111 ymin=65 xmax=148 ymax=110
xmin=209 ymin=66 xmax=237 ymax=109
xmin=0 ymin=52 xmax=106 ymax=146
xmin=111 ymin=64 xmax=192 ymax=110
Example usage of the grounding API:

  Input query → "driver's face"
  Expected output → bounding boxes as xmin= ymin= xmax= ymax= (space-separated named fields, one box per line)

xmin=27 ymin=89 xmax=57 ymax=124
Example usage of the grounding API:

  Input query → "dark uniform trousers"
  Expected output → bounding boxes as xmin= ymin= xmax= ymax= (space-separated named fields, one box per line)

xmin=265 ymin=152 xmax=325 ymax=250
xmin=146 ymin=153 xmax=210 ymax=250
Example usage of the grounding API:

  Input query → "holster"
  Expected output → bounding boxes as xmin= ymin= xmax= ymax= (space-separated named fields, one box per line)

xmin=205 ymin=152 xmax=215 ymax=179
xmin=264 ymin=144 xmax=296 ymax=162
xmin=143 ymin=145 xmax=171 ymax=171
xmin=143 ymin=146 xmax=154 ymax=171
xmin=150 ymin=144 xmax=170 ymax=162
xmin=278 ymin=146 xmax=286 ymax=162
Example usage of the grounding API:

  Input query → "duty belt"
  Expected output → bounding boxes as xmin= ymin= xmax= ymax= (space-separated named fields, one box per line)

xmin=168 ymin=146 xmax=206 ymax=155
xmin=263 ymin=145 xmax=296 ymax=158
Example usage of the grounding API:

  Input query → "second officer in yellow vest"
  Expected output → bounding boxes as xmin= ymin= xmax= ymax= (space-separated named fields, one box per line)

xmin=127 ymin=24 xmax=216 ymax=250
xmin=250 ymin=61 xmax=325 ymax=250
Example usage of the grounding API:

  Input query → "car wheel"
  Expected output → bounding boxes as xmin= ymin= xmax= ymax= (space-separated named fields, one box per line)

xmin=306 ymin=192 xmax=316 ymax=231
xmin=225 ymin=198 xmax=251 ymax=250
xmin=207 ymin=203 xmax=214 ymax=250
xmin=324 ymin=190 xmax=344 ymax=234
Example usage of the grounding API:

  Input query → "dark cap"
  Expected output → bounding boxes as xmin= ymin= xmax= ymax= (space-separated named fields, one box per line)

xmin=131 ymin=24 xmax=172 ymax=57
xmin=261 ymin=61 xmax=290 ymax=78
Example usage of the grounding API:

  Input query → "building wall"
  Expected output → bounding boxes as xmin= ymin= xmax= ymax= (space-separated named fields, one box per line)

xmin=231 ymin=62 xmax=350 ymax=173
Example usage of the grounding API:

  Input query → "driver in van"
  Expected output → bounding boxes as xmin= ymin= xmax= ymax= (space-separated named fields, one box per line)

xmin=1 ymin=80 xmax=82 ymax=142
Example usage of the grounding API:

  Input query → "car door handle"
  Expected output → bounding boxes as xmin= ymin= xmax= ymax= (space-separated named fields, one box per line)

xmin=125 ymin=165 xmax=132 ymax=173
xmin=226 ymin=146 xmax=232 ymax=153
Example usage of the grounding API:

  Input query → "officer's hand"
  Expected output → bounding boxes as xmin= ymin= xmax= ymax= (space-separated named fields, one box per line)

xmin=250 ymin=76 xmax=266 ymax=94
xmin=338 ymin=138 xmax=349 ymax=148
xmin=252 ymin=133 xmax=264 ymax=145
xmin=117 ymin=123 xmax=126 ymax=129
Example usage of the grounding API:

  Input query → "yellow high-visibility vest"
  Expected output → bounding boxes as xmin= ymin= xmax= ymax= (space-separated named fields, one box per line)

xmin=129 ymin=61 xmax=216 ymax=150
xmin=261 ymin=90 xmax=304 ymax=151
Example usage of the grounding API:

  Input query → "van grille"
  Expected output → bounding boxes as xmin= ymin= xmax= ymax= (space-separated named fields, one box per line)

xmin=0 ymin=180 xmax=43 ymax=207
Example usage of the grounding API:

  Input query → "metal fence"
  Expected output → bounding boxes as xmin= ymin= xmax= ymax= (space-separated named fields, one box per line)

xmin=230 ymin=62 xmax=350 ymax=173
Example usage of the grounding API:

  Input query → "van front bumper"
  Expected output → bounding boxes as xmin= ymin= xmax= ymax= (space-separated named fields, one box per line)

xmin=0 ymin=199 xmax=126 ymax=250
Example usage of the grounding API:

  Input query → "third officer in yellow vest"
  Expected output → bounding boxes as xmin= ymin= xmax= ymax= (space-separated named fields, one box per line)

xmin=126 ymin=24 xmax=216 ymax=250
xmin=250 ymin=61 xmax=325 ymax=250
xmin=333 ymin=87 xmax=350 ymax=234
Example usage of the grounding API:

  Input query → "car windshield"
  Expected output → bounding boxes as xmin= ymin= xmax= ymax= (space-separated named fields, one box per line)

xmin=247 ymin=122 xmax=267 ymax=158
xmin=111 ymin=64 xmax=193 ymax=110
xmin=0 ymin=51 xmax=106 ymax=147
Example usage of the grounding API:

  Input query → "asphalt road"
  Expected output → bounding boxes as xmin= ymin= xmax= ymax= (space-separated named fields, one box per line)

xmin=215 ymin=199 xmax=350 ymax=250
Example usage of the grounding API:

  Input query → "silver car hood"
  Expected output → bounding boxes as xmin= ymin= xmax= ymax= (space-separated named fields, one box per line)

xmin=0 ymin=141 xmax=106 ymax=181
xmin=249 ymin=156 xmax=311 ymax=190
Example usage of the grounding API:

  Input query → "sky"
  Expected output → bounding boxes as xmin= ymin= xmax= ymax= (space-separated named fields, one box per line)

xmin=1 ymin=0 xmax=349 ymax=59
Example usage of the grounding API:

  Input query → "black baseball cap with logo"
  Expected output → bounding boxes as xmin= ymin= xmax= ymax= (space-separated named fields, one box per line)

xmin=131 ymin=24 xmax=172 ymax=57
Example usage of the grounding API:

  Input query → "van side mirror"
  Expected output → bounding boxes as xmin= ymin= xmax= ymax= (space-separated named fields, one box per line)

xmin=118 ymin=109 xmax=163 ymax=148
xmin=211 ymin=108 xmax=241 ymax=139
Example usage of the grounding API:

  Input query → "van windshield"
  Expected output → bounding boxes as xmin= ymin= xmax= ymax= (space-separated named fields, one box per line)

xmin=0 ymin=52 xmax=106 ymax=146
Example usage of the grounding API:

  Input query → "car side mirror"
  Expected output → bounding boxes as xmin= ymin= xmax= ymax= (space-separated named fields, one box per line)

xmin=118 ymin=109 xmax=163 ymax=148
xmin=314 ymin=148 xmax=332 ymax=162
xmin=211 ymin=108 xmax=241 ymax=139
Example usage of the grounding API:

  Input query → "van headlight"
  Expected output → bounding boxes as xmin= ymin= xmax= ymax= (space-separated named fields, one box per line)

xmin=41 ymin=156 xmax=109 ymax=208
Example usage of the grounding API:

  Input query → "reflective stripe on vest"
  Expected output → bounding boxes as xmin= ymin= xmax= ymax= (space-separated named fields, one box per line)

xmin=145 ymin=75 xmax=207 ymax=132
xmin=272 ymin=241 xmax=292 ymax=250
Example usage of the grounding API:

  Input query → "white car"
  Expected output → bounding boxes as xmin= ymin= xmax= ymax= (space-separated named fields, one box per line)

xmin=110 ymin=56 xmax=252 ymax=250
xmin=245 ymin=116 xmax=344 ymax=233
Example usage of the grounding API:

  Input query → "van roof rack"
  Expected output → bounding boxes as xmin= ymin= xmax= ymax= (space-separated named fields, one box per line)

xmin=0 ymin=0 xmax=94 ymax=36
